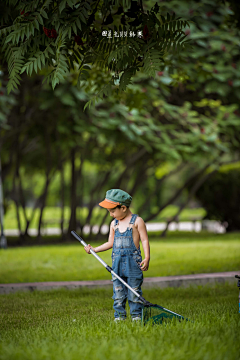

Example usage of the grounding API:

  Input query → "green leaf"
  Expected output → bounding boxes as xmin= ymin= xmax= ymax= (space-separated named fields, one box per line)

xmin=41 ymin=9 xmax=48 ymax=19
xmin=175 ymin=32 xmax=183 ymax=42
xmin=37 ymin=56 xmax=41 ymax=70
xmin=34 ymin=59 xmax=38 ymax=73
xmin=59 ymin=0 xmax=67 ymax=13
xmin=56 ymin=71 xmax=65 ymax=81
xmin=84 ymin=99 xmax=91 ymax=111
xmin=29 ymin=62 xmax=33 ymax=75
xmin=41 ymin=52 xmax=45 ymax=65
xmin=52 ymin=77 xmax=58 ymax=90
xmin=76 ymin=18 xmax=81 ymax=30
xmin=72 ymin=23 xmax=77 ymax=34
xmin=167 ymin=40 xmax=172 ymax=51
xmin=48 ymin=46 xmax=54 ymax=55
xmin=30 ymin=23 xmax=35 ymax=36
xmin=119 ymin=68 xmax=133 ymax=91
xmin=37 ymin=14 xmax=44 ymax=25
xmin=5 ymin=32 xmax=13 ymax=43
xmin=67 ymin=0 xmax=74 ymax=8
xmin=79 ymin=13 xmax=87 ymax=24
xmin=179 ymin=34 xmax=187 ymax=43
xmin=20 ymin=28 xmax=25 ymax=42
xmin=34 ymin=19 xmax=39 ymax=30
xmin=20 ymin=66 xmax=26 ymax=74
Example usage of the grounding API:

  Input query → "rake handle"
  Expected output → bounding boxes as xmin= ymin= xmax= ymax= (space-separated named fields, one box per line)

xmin=71 ymin=230 xmax=146 ymax=303
xmin=71 ymin=230 xmax=188 ymax=318
xmin=71 ymin=230 xmax=112 ymax=272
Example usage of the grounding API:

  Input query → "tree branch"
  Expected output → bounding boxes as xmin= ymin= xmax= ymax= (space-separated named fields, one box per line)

xmin=160 ymin=152 xmax=225 ymax=236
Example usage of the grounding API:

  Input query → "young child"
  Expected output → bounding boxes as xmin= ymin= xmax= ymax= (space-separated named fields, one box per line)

xmin=84 ymin=189 xmax=150 ymax=321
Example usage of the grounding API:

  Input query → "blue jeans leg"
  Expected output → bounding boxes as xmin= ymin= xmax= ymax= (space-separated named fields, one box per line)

xmin=112 ymin=277 xmax=128 ymax=319
xmin=127 ymin=277 xmax=144 ymax=318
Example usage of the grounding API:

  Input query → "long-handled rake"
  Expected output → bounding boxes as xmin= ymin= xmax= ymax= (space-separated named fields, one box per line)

xmin=71 ymin=230 xmax=189 ymax=325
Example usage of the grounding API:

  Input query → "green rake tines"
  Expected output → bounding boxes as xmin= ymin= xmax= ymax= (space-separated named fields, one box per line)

xmin=142 ymin=303 xmax=185 ymax=326
xmin=71 ymin=230 xmax=189 ymax=325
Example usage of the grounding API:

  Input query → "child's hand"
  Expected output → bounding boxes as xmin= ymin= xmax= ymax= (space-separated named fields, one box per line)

xmin=140 ymin=258 xmax=149 ymax=271
xmin=84 ymin=244 xmax=94 ymax=254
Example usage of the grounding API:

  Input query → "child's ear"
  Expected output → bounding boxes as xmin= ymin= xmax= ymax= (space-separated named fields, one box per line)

xmin=122 ymin=205 xmax=127 ymax=212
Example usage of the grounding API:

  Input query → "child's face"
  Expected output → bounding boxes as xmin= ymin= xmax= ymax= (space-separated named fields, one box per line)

xmin=107 ymin=206 xmax=127 ymax=220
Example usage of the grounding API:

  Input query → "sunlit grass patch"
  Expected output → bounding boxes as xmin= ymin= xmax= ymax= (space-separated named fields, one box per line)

xmin=0 ymin=235 xmax=239 ymax=283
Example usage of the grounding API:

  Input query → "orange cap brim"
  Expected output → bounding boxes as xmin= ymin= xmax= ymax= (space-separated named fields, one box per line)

xmin=98 ymin=199 xmax=121 ymax=209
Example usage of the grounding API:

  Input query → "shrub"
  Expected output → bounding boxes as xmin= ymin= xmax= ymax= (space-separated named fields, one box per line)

xmin=195 ymin=166 xmax=240 ymax=232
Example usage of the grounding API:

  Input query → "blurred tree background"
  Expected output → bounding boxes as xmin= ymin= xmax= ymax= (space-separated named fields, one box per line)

xmin=1 ymin=0 xmax=240 ymax=243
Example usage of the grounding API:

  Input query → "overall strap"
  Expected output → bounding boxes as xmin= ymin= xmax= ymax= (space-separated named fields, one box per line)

xmin=128 ymin=214 xmax=138 ymax=228
xmin=113 ymin=218 xmax=119 ymax=230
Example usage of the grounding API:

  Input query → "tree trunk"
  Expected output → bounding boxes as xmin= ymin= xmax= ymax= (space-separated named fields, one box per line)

xmin=160 ymin=153 xmax=225 ymax=237
xmin=95 ymin=210 xmax=109 ymax=241
xmin=11 ymin=131 xmax=25 ymax=243
xmin=17 ymin=170 xmax=31 ymax=237
xmin=68 ymin=148 xmax=77 ymax=236
xmin=55 ymin=125 xmax=66 ymax=240
xmin=95 ymin=151 xmax=149 ymax=239
xmin=37 ymin=175 xmax=50 ymax=239
xmin=85 ymin=170 xmax=111 ymax=226
xmin=76 ymin=151 xmax=85 ymax=232
xmin=12 ymin=175 xmax=23 ymax=243
xmin=60 ymin=161 xmax=65 ymax=239
xmin=161 ymin=156 xmax=239 ymax=236
xmin=25 ymin=169 xmax=57 ymax=235
xmin=24 ymin=208 xmax=36 ymax=235
xmin=37 ymin=126 xmax=52 ymax=240
xmin=144 ymin=160 xmax=214 ymax=223
xmin=125 ymin=157 xmax=154 ymax=202
xmin=138 ymin=161 xmax=187 ymax=215
xmin=114 ymin=147 xmax=147 ymax=189
xmin=161 ymin=167 xmax=219 ymax=237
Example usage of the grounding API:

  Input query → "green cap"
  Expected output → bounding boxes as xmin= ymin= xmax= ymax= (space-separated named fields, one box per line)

xmin=99 ymin=189 xmax=132 ymax=208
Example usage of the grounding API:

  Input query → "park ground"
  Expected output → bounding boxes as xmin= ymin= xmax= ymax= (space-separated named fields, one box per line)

xmin=0 ymin=232 xmax=239 ymax=360
xmin=0 ymin=231 xmax=239 ymax=283
xmin=0 ymin=284 xmax=239 ymax=360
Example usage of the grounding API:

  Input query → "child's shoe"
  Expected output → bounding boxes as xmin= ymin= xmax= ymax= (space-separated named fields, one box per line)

xmin=114 ymin=317 xmax=125 ymax=322
xmin=132 ymin=316 xmax=141 ymax=322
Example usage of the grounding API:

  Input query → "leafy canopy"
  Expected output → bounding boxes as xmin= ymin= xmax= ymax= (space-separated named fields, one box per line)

xmin=0 ymin=0 xmax=191 ymax=109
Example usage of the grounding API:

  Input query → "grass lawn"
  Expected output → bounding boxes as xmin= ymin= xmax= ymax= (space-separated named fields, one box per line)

xmin=0 ymin=284 xmax=239 ymax=360
xmin=0 ymin=233 xmax=239 ymax=284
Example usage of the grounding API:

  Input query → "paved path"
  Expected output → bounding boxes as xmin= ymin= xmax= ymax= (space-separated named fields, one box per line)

xmin=4 ymin=220 xmax=227 ymax=237
xmin=0 ymin=271 xmax=238 ymax=294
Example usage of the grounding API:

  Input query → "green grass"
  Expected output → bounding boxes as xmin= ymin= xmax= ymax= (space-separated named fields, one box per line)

xmin=4 ymin=204 xmax=206 ymax=230
xmin=0 ymin=284 xmax=239 ymax=360
xmin=0 ymin=233 xmax=239 ymax=283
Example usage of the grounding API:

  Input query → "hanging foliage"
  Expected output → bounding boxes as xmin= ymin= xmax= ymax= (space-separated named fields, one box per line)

xmin=0 ymin=0 xmax=191 ymax=108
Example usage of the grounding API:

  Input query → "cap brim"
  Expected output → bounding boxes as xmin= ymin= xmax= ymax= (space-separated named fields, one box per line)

xmin=98 ymin=199 xmax=121 ymax=209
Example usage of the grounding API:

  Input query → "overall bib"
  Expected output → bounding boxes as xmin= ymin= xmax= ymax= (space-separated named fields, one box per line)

xmin=111 ymin=214 xmax=144 ymax=319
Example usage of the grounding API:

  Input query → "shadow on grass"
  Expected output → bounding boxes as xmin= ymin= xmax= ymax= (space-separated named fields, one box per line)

xmin=4 ymin=230 xmax=240 ymax=248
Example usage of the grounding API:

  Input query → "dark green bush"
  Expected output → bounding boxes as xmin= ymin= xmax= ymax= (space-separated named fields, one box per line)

xmin=195 ymin=167 xmax=240 ymax=232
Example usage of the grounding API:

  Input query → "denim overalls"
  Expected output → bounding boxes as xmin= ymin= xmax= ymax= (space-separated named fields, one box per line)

xmin=111 ymin=214 xmax=144 ymax=319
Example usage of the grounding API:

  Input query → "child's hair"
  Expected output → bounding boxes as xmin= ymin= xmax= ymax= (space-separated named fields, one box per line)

xmin=116 ymin=205 xmax=129 ymax=209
